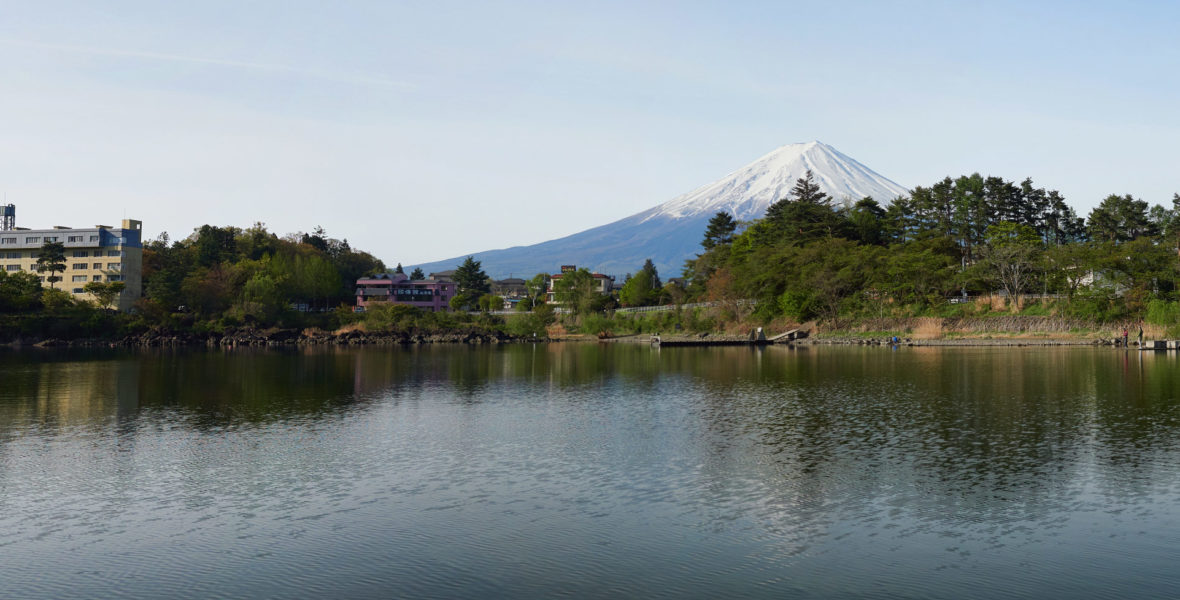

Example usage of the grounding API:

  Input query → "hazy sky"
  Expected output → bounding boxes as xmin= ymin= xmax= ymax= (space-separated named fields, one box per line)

xmin=2 ymin=1 xmax=1177 ymax=266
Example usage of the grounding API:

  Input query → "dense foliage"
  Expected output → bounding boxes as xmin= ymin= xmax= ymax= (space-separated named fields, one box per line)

xmin=137 ymin=223 xmax=384 ymax=329
xmin=684 ymin=170 xmax=1180 ymax=325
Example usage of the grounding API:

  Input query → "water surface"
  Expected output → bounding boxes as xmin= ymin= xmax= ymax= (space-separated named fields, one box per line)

xmin=1 ymin=344 xmax=1178 ymax=598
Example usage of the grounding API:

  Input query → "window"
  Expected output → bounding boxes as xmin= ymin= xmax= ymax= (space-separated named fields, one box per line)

xmin=72 ymin=250 xmax=89 ymax=257
xmin=72 ymin=288 xmax=84 ymax=294
xmin=92 ymin=275 xmax=102 ymax=282
xmin=107 ymin=275 xmax=122 ymax=282
xmin=89 ymin=235 xmax=99 ymax=242
xmin=6 ymin=265 xmax=20 ymax=271
xmin=5 ymin=252 xmax=19 ymax=259
xmin=44 ymin=236 xmax=57 ymax=242
xmin=72 ymin=263 xmax=87 ymax=270
xmin=93 ymin=263 xmax=102 ymax=269
xmin=25 ymin=237 xmax=39 ymax=244
xmin=107 ymin=250 xmax=121 ymax=257
xmin=67 ymin=235 xmax=83 ymax=243
xmin=107 ymin=263 xmax=121 ymax=271
xmin=28 ymin=252 xmax=38 ymax=259
xmin=0 ymin=237 xmax=15 ymax=244
xmin=72 ymin=275 xmax=88 ymax=282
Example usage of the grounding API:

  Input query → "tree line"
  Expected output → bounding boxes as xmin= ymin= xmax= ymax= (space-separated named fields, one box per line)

xmin=682 ymin=170 xmax=1180 ymax=325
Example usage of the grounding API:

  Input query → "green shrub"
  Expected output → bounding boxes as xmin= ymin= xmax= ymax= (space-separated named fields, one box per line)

xmin=1145 ymin=299 xmax=1180 ymax=327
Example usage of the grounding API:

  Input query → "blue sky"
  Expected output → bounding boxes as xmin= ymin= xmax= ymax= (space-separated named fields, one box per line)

xmin=1 ymin=1 xmax=1177 ymax=265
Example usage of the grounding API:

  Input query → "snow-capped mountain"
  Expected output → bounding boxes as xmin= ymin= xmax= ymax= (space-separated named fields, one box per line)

xmin=413 ymin=141 xmax=909 ymax=279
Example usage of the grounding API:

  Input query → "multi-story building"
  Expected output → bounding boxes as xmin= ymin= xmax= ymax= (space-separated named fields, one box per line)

xmin=545 ymin=265 xmax=615 ymax=304
xmin=355 ymin=272 xmax=456 ymax=312
xmin=0 ymin=206 xmax=143 ymax=311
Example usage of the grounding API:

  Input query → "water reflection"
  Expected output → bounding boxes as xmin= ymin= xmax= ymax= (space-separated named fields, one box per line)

xmin=1 ymin=344 xmax=1180 ymax=598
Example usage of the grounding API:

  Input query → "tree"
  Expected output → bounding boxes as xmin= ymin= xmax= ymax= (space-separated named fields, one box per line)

xmin=525 ymin=272 xmax=550 ymax=305
xmin=410 ymin=267 xmax=425 ymax=280
xmin=701 ymin=211 xmax=737 ymax=250
xmin=35 ymin=240 xmax=66 ymax=290
xmin=82 ymin=281 xmax=126 ymax=309
xmin=619 ymin=259 xmax=662 ymax=306
xmin=395 ymin=263 xmax=405 ymax=275
xmin=478 ymin=294 xmax=505 ymax=311
xmin=1087 ymin=194 xmax=1154 ymax=243
xmin=452 ymin=256 xmax=490 ymax=310
xmin=553 ymin=268 xmax=604 ymax=315
xmin=194 ymin=225 xmax=240 ymax=267
xmin=300 ymin=225 xmax=329 ymax=253
xmin=619 ymin=269 xmax=655 ymax=307
xmin=759 ymin=170 xmax=845 ymax=244
xmin=974 ymin=222 xmax=1042 ymax=307
xmin=788 ymin=169 xmax=831 ymax=206
xmin=848 ymin=197 xmax=886 ymax=245
xmin=0 ymin=270 xmax=43 ymax=313
xmin=1045 ymin=242 xmax=1103 ymax=301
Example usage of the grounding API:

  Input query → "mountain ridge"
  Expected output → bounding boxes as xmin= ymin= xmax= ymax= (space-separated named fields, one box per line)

xmin=412 ymin=141 xmax=909 ymax=279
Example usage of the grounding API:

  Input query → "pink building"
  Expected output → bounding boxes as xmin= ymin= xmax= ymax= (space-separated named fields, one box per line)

xmin=355 ymin=273 xmax=455 ymax=312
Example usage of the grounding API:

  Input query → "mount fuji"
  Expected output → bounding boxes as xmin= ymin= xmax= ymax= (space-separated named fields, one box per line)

xmin=413 ymin=141 xmax=909 ymax=279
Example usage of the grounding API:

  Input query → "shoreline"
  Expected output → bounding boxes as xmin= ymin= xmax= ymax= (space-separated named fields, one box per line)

xmin=2 ymin=328 xmax=1152 ymax=350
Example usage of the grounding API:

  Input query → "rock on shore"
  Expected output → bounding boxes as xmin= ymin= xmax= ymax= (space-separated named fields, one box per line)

xmin=7 ymin=327 xmax=524 ymax=348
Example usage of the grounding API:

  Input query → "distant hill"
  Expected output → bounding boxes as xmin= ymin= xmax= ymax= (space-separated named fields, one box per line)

xmin=413 ymin=141 xmax=910 ymax=279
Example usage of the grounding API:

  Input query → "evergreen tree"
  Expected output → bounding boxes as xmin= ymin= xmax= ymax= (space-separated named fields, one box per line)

xmin=848 ymin=197 xmax=886 ymax=245
xmin=1087 ymin=194 xmax=1154 ymax=242
xmin=641 ymin=258 xmax=661 ymax=290
xmin=789 ymin=169 xmax=831 ymax=206
xmin=620 ymin=259 xmax=662 ymax=306
xmin=759 ymin=170 xmax=846 ymax=244
xmin=395 ymin=263 xmax=405 ymax=275
xmin=701 ymin=211 xmax=737 ymax=249
xmin=410 ymin=267 xmax=425 ymax=280
xmin=451 ymin=256 xmax=490 ymax=309
xmin=34 ymin=240 xmax=66 ymax=290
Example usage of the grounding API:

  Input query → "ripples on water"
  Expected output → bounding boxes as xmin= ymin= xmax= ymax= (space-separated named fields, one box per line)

xmin=1 ymin=345 xmax=1179 ymax=598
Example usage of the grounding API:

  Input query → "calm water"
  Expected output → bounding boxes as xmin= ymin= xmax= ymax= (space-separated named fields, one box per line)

xmin=1 ymin=344 xmax=1179 ymax=599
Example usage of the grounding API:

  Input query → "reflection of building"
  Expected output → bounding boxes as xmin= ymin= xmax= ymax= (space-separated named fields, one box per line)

xmin=545 ymin=265 xmax=614 ymax=304
xmin=355 ymin=272 xmax=455 ymax=312
xmin=0 ymin=205 xmax=143 ymax=311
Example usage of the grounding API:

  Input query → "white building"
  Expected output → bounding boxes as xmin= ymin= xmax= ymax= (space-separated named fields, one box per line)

xmin=0 ymin=207 xmax=143 ymax=311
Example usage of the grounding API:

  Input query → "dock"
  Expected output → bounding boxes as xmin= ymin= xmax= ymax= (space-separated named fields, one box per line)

xmin=650 ymin=328 xmax=806 ymax=347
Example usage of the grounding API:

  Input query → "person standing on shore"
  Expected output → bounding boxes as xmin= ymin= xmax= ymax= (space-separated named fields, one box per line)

xmin=1138 ymin=326 xmax=1144 ymax=347
xmin=1122 ymin=327 xmax=1129 ymax=347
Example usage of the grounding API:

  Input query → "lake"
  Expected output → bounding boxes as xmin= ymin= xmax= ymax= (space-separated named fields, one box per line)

xmin=1 ymin=343 xmax=1179 ymax=599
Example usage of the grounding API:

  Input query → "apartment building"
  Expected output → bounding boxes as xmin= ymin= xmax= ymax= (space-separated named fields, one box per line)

xmin=355 ymin=272 xmax=455 ymax=312
xmin=0 ymin=211 xmax=143 ymax=311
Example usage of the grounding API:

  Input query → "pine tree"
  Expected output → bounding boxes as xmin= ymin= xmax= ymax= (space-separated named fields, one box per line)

xmin=701 ymin=211 xmax=737 ymax=249
xmin=395 ymin=263 xmax=405 ymax=275
xmin=789 ymin=169 xmax=831 ymax=206
xmin=410 ymin=267 xmax=425 ymax=280
xmin=34 ymin=241 xmax=66 ymax=290
xmin=451 ymin=256 xmax=490 ymax=309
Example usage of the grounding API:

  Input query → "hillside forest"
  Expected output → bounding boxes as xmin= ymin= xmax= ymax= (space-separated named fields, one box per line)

xmin=4 ymin=170 xmax=1180 ymax=341
xmin=676 ymin=170 xmax=1180 ymax=332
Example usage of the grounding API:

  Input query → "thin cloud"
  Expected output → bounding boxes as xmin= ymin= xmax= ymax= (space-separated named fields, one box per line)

xmin=0 ymin=38 xmax=416 ymax=89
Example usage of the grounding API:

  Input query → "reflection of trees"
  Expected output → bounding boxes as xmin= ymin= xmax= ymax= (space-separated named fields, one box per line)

xmin=679 ymin=346 xmax=1180 ymax=554
xmin=0 ymin=350 xmax=141 ymax=433
xmin=4 ymin=344 xmax=1180 ymax=536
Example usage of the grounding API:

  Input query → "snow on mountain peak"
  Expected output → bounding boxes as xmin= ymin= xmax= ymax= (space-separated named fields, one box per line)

xmin=643 ymin=141 xmax=909 ymax=223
